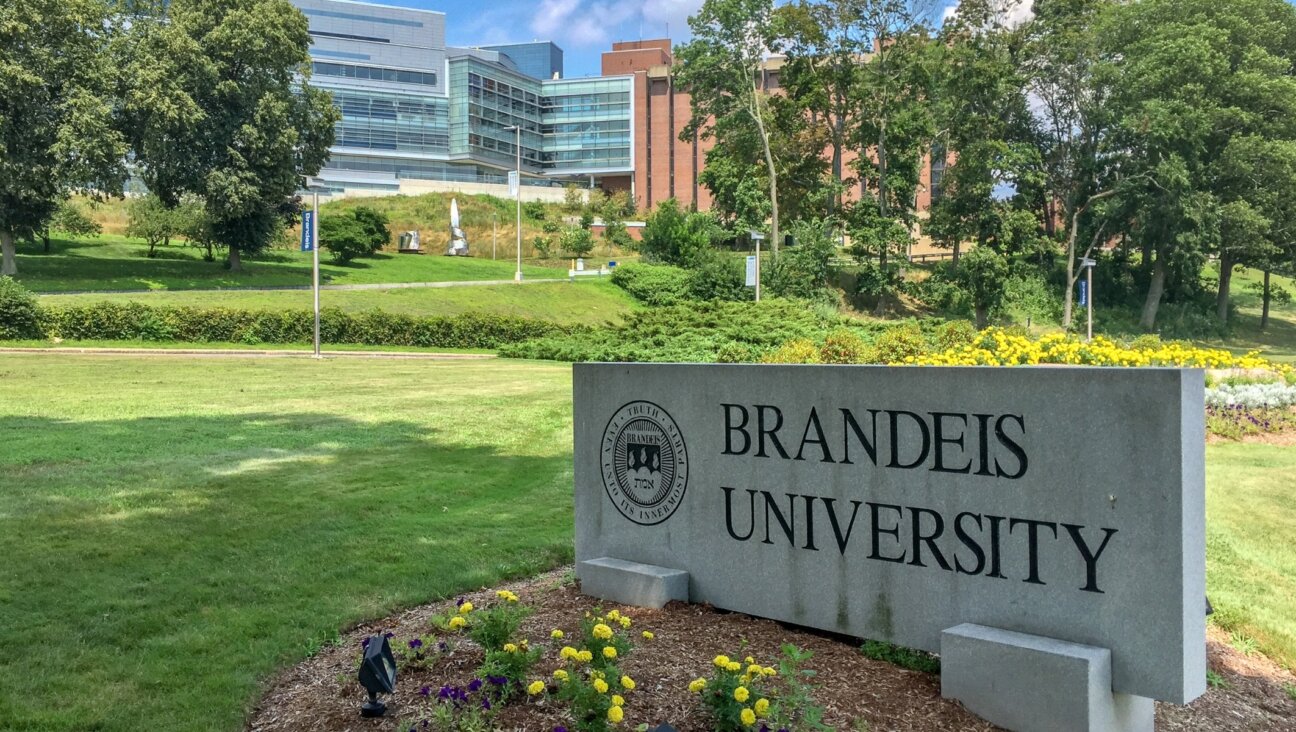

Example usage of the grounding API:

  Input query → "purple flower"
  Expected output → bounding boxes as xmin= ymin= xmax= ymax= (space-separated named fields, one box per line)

xmin=438 ymin=641 xmax=448 ymax=652
xmin=467 ymin=678 xmax=484 ymax=693
xmin=554 ymin=727 xmax=569 ymax=732
xmin=487 ymin=675 xmax=508 ymax=686
xmin=418 ymin=686 xmax=431 ymax=697
xmin=481 ymin=697 xmax=492 ymax=711
xmin=361 ymin=638 xmax=371 ymax=649
xmin=409 ymin=638 xmax=423 ymax=650
xmin=384 ymin=631 xmax=395 ymax=639
xmin=438 ymin=685 xmax=454 ymax=700
xmin=455 ymin=596 xmax=465 ymax=607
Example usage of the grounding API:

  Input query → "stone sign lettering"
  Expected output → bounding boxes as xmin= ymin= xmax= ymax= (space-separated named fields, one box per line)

xmin=574 ymin=364 xmax=1206 ymax=705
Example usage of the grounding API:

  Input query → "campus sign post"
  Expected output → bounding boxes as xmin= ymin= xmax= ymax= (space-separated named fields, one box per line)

xmin=300 ymin=191 xmax=321 ymax=359
xmin=573 ymin=364 xmax=1206 ymax=732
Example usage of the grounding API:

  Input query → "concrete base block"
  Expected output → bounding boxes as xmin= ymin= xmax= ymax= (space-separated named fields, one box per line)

xmin=578 ymin=557 xmax=689 ymax=609
xmin=941 ymin=624 xmax=1154 ymax=732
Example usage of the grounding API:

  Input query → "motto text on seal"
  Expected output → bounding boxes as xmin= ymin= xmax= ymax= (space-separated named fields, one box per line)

xmin=601 ymin=400 xmax=689 ymax=525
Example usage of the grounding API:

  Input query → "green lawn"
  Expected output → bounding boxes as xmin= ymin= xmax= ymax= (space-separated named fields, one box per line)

xmin=1205 ymin=441 xmax=1296 ymax=668
xmin=0 ymin=355 xmax=574 ymax=731
xmin=10 ymin=235 xmax=568 ymax=293
xmin=1 ymin=354 xmax=1293 ymax=732
xmin=37 ymin=278 xmax=637 ymax=326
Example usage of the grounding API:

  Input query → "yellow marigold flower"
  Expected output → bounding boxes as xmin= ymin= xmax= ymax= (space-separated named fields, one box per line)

xmin=726 ymin=661 xmax=741 ymax=672
xmin=607 ymin=705 xmax=624 ymax=724
xmin=603 ymin=646 xmax=618 ymax=659
xmin=503 ymin=643 xmax=518 ymax=653
xmin=713 ymin=655 xmax=730 ymax=668
xmin=754 ymin=698 xmax=769 ymax=716
xmin=762 ymin=667 xmax=776 ymax=677
xmin=620 ymin=675 xmax=635 ymax=690
xmin=740 ymin=708 xmax=756 ymax=726
xmin=577 ymin=650 xmax=594 ymax=663
xmin=641 ymin=631 xmax=654 ymax=640
xmin=593 ymin=623 xmax=614 ymax=640
xmin=619 ymin=616 xmax=632 ymax=629
xmin=496 ymin=589 xmax=519 ymax=602
xmin=560 ymin=646 xmax=578 ymax=660
xmin=612 ymin=694 xmax=625 ymax=707
xmin=688 ymin=678 xmax=707 ymax=693
xmin=527 ymin=680 xmax=545 ymax=695
xmin=458 ymin=602 xmax=473 ymax=614
xmin=744 ymin=656 xmax=754 ymax=664
xmin=747 ymin=664 xmax=762 ymax=676
xmin=551 ymin=629 xmax=565 ymax=639
xmin=448 ymin=616 xmax=466 ymax=630
xmin=553 ymin=669 xmax=569 ymax=681
xmin=607 ymin=609 xmax=621 ymax=620
xmin=734 ymin=686 xmax=750 ymax=703
xmin=594 ymin=678 xmax=609 ymax=694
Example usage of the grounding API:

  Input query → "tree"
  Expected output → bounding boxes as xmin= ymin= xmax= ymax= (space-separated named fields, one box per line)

xmin=320 ymin=213 xmax=372 ymax=264
xmin=320 ymin=208 xmax=388 ymax=264
xmin=351 ymin=206 xmax=392 ymax=253
xmin=638 ymin=200 xmax=722 ymax=266
xmin=124 ymin=0 xmax=338 ymax=272
xmin=928 ymin=0 xmax=1040 ymax=264
xmin=956 ymin=244 xmax=1010 ymax=328
xmin=676 ymin=0 xmax=784 ymax=258
xmin=1099 ymin=0 xmax=1296 ymax=329
xmin=561 ymin=226 xmax=595 ymax=258
xmin=39 ymin=201 xmax=104 ymax=252
xmin=126 ymin=195 xmax=185 ymax=258
xmin=597 ymin=191 xmax=634 ymax=249
xmin=0 ymin=0 xmax=127 ymax=275
xmin=1019 ymin=0 xmax=1117 ymax=329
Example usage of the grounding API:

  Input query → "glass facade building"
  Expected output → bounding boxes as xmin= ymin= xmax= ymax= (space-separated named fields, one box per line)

xmin=294 ymin=0 xmax=631 ymax=196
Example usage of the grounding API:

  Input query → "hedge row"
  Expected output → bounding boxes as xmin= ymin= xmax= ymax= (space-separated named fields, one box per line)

xmin=36 ymin=302 xmax=585 ymax=349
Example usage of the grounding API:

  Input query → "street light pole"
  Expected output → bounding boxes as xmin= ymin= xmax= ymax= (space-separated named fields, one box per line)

xmin=492 ymin=212 xmax=497 ymax=261
xmin=504 ymin=125 xmax=523 ymax=282
xmin=1080 ymin=257 xmax=1097 ymax=342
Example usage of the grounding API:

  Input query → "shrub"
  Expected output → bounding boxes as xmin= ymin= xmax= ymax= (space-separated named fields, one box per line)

xmin=766 ymin=218 xmax=838 ymax=301
xmin=872 ymin=324 xmax=930 ymax=363
xmin=523 ymin=200 xmax=547 ymax=220
xmin=819 ymin=328 xmax=870 ymax=364
xmin=638 ymin=199 xmax=722 ymax=266
xmin=351 ymin=206 xmax=391 ymax=251
xmin=761 ymin=338 xmax=822 ymax=364
xmin=0 ymin=277 xmax=42 ymax=340
xmin=562 ymin=226 xmax=595 ymax=258
xmin=37 ymin=302 xmax=581 ymax=348
xmin=501 ymin=300 xmax=859 ymax=363
xmin=610 ymin=262 xmax=690 ymax=306
xmin=50 ymin=201 xmax=102 ymax=239
xmin=320 ymin=213 xmax=374 ymax=264
xmin=934 ymin=320 xmax=978 ymax=351
xmin=955 ymin=245 xmax=1010 ymax=329
xmin=687 ymin=249 xmax=749 ymax=302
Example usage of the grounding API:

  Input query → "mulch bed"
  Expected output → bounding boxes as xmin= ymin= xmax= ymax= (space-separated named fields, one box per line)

xmin=248 ymin=568 xmax=1296 ymax=732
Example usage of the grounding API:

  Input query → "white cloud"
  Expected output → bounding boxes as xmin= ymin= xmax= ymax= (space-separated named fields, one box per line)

xmin=530 ymin=0 xmax=705 ymax=48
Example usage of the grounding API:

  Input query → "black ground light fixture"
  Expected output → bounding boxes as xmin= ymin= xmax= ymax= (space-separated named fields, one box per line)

xmin=358 ymin=634 xmax=397 ymax=717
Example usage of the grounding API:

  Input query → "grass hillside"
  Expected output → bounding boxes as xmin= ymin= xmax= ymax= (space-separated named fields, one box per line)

xmin=38 ymin=278 xmax=637 ymax=326
xmin=13 ymin=236 xmax=564 ymax=293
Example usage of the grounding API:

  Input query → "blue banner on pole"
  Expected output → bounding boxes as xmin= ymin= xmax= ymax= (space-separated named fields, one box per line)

xmin=1078 ymin=279 xmax=1088 ymax=307
xmin=301 ymin=211 xmax=315 ymax=252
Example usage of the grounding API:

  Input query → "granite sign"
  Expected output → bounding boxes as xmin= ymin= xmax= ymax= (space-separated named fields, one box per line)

xmin=574 ymin=364 xmax=1206 ymax=708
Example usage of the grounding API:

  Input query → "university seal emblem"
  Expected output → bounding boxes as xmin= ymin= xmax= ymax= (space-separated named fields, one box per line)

xmin=601 ymin=400 xmax=688 ymax=526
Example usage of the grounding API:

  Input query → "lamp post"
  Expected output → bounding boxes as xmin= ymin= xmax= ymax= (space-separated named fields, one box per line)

xmin=503 ymin=125 xmax=523 ymax=282
xmin=492 ymin=212 xmax=498 ymax=261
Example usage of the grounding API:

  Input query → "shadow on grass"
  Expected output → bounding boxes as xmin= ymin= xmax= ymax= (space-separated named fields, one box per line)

xmin=0 ymin=411 xmax=573 ymax=731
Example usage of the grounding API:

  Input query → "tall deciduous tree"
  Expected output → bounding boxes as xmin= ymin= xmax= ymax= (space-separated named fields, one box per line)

xmin=1019 ymin=0 xmax=1117 ymax=330
xmin=1099 ymin=0 xmax=1296 ymax=329
xmin=125 ymin=0 xmax=337 ymax=271
xmin=0 ymin=0 xmax=127 ymax=276
xmin=676 ymin=0 xmax=784 ymax=255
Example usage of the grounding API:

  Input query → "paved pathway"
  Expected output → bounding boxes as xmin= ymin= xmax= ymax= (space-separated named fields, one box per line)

xmin=0 ymin=347 xmax=495 ymax=360
xmin=45 ymin=277 xmax=581 ymax=296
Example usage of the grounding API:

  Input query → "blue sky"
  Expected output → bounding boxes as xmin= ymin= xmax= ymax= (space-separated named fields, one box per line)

xmin=366 ymin=0 xmax=979 ymax=78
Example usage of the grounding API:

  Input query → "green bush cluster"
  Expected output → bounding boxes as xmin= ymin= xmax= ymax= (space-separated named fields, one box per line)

xmin=501 ymin=300 xmax=894 ymax=363
xmin=31 ymin=301 xmax=580 ymax=348
xmin=0 ymin=277 xmax=43 ymax=339
xmin=609 ymin=263 xmax=692 ymax=306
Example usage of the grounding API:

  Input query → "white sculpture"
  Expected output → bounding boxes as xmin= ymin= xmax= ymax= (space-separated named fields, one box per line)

xmin=446 ymin=198 xmax=469 ymax=256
